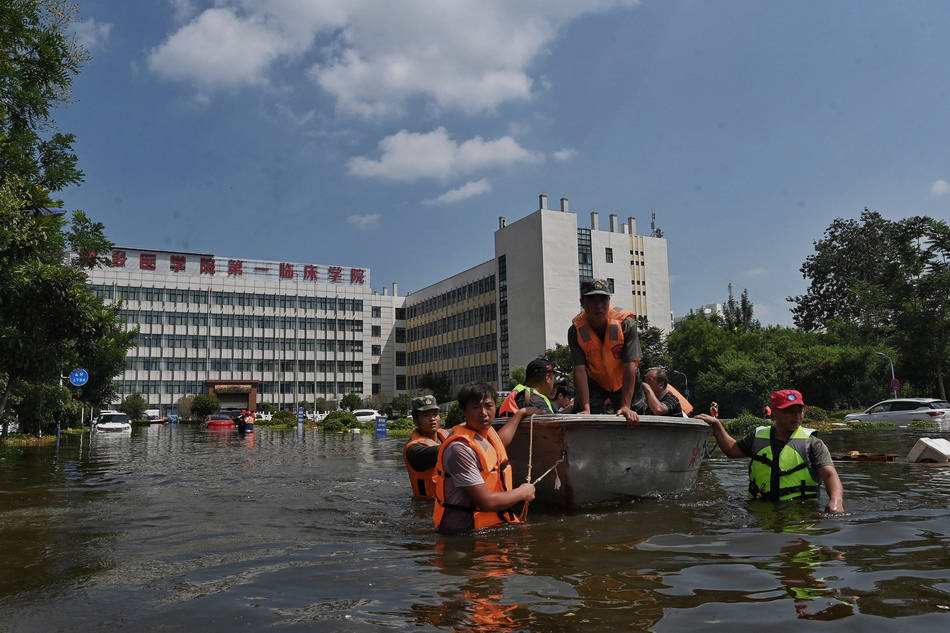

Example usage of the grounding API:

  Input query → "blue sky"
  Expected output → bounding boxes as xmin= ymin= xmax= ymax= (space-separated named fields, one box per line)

xmin=59 ymin=1 xmax=950 ymax=325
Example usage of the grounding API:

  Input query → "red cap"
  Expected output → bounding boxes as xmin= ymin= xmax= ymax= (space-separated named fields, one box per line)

xmin=770 ymin=389 xmax=806 ymax=409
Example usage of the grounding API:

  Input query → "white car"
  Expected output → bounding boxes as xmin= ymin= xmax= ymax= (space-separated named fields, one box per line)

xmin=844 ymin=398 xmax=950 ymax=426
xmin=95 ymin=411 xmax=132 ymax=433
xmin=352 ymin=409 xmax=381 ymax=423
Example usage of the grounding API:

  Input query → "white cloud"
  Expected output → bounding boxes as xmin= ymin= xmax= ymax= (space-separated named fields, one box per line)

xmin=73 ymin=18 xmax=113 ymax=51
xmin=347 ymin=213 xmax=381 ymax=229
xmin=168 ymin=0 xmax=199 ymax=23
xmin=348 ymin=127 xmax=542 ymax=182
xmin=930 ymin=179 xmax=950 ymax=197
xmin=553 ymin=148 xmax=576 ymax=161
xmin=145 ymin=1 xmax=637 ymax=113
xmin=424 ymin=179 xmax=492 ymax=205
xmin=742 ymin=266 xmax=768 ymax=278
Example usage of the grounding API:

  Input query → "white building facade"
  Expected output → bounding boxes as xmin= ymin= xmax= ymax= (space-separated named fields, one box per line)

xmin=88 ymin=248 xmax=406 ymax=412
xmin=407 ymin=194 xmax=673 ymax=391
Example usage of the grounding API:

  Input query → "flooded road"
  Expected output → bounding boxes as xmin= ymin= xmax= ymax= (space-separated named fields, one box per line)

xmin=1 ymin=426 xmax=948 ymax=632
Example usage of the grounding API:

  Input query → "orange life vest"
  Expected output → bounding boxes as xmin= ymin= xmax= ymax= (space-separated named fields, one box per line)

xmin=572 ymin=306 xmax=638 ymax=392
xmin=403 ymin=428 xmax=449 ymax=498
xmin=433 ymin=424 xmax=521 ymax=531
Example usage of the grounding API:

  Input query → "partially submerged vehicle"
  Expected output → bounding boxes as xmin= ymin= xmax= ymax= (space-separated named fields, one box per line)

xmin=95 ymin=411 xmax=132 ymax=434
xmin=499 ymin=413 xmax=710 ymax=509
xmin=204 ymin=411 xmax=236 ymax=430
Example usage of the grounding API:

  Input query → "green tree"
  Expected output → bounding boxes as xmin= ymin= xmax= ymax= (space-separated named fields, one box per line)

xmin=119 ymin=392 xmax=147 ymax=419
xmin=722 ymin=284 xmax=760 ymax=333
xmin=391 ymin=393 xmax=411 ymax=415
xmin=419 ymin=371 xmax=451 ymax=403
xmin=176 ymin=395 xmax=194 ymax=418
xmin=506 ymin=366 xmax=526 ymax=390
xmin=340 ymin=393 xmax=362 ymax=411
xmin=636 ymin=316 xmax=671 ymax=371
xmin=542 ymin=343 xmax=573 ymax=386
xmin=313 ymin=397 xmax=329 ymax=413
xmin=191 ymin=394 xmax=220 ymax=418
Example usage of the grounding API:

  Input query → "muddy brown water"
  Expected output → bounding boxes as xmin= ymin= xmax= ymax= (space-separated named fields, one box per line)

xmin=1 ymin=425 xmax=948 ymax=632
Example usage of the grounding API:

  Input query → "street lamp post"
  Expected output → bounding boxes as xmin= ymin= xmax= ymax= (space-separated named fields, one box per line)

xmin=671 ymin=369 xmax=688 ymax=396
xmin=876 ymin=351 xmax=898 ymax=398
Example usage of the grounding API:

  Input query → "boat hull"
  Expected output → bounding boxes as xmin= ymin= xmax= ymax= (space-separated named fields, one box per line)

xmin=499 ymin=414 xmax=710 ymax=508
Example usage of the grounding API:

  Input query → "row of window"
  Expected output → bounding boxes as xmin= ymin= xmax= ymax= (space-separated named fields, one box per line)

xmin=407 ymin=303 xmax=496 ymax=342
xmin=91 ymin=285 xmax=366 ymax=312
xmin=135 ymin=334 xmax=364 ymax=352
xmin=116 ymin=381 xmax=365 ymax=396
xmin=406 ymin=275 xmax=496 ymax=319
xmin=125 ymin=358 xmax=366 ymax=372
xmin=120 ymin=310 xmax=364 ymax=331
xmin=408 ymin=334 xmax=497 ymax=365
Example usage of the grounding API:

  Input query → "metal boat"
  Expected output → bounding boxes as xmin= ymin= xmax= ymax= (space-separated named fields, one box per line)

xmin=498 ymin=414 xmax=710 ymax=509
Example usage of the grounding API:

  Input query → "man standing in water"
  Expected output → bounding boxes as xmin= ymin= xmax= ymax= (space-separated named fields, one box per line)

xmin=568 ymin=279 xmax=644 ymax=425
xmin=697 ymin=389 xmax=844 ymax=513
xmin=433 ymin=383 xmax=537 ymax=533
xmin=403 ymin=395 xmax=448 ymax=498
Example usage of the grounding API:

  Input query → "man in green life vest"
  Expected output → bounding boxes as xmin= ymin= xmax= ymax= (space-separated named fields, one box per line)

xmin=696 ymin=390 xmax=844 ymax=514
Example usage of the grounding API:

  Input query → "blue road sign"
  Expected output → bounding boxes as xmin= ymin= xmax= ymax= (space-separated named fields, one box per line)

xmin=890 ymin=378 xmax=901 ymax=391
xmin=684 ymin=388 xmax=692 ymax=399
xmin=69 ymin=369 xmax=89 ymax=387
xmin=297 ymin=407 xmax=305 ymax=424
xmin=375 ymin=415 xmax=388 ymax=438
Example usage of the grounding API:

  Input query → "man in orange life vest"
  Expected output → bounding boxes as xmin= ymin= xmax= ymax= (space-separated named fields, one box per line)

xmin=434 ymin=382 xmax=537 ymax=533
xmin=568 ymin=279 xmax=645 ymax=426
xmin=403 ymin=394 xmax=448 ymax=498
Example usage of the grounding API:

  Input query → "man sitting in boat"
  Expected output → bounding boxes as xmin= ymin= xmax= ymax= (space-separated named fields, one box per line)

xmin=554 ymin=382 xmax=574 ymax=413
xmin=568 ymin=278 xmax=645 ymax=426
xmin=498 ymin=358 xmax=556 ymax=416
xmin=641 ymin=367 xmax=685 ymax=417
xmin=403 ymin=395 xmax=448 ymax=498
xmin=433 ymin=383 xmax=538 ymax=533
xmin=696 ymin=389 xmax=845 ymax=513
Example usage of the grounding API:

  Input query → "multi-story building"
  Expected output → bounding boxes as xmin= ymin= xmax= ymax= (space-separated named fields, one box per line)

xmin=88 ymin=248 xmax=405 ymax=412
xmin=406 ymin=194 xmax=672 ymax=392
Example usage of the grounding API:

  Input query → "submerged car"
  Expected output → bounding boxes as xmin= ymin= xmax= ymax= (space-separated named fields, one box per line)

xmin=352 ymin=409 xmax=381 ymax=423
xmin=96 ymin=411 xmax=132 ymax=433
xmin=204 ymin=411 xmax=236 ymax=430
xmin=844 ymin=398 xmax=950 ymax=425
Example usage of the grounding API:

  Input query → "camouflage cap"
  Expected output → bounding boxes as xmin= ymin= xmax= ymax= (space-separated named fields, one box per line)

xmin=411 ymin=394 xmax=440 ymax=413
xmin=580 ymin=278 xmax=611 ymax=297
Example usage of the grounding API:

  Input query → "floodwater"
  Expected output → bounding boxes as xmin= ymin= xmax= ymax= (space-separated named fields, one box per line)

xmin=1 ymin=425 xmax=948 ymax=632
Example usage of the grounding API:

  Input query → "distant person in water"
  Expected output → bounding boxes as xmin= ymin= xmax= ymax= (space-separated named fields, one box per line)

xmin=696 ymin=389 xmax=844 ymax=514
xmin=709 ymin=402 xmax=719 ymax=418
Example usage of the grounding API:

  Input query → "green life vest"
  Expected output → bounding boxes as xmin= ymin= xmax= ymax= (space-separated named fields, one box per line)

xmin=748 ymin=425 xmax=819 ymax=501
xmin=499 ymin=384 xmax=554 ymax=416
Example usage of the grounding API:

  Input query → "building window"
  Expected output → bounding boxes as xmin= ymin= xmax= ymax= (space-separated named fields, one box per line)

xmin=371 ymin=306 xmax=381 ymax=318
xmin=577 ymin=228 xmax=593 ymax=281
xmin=372 ymin=383 xmax=380 ymax=395
xmin=607 ymin=278 xmax=615 ymax=293
xmin=396 ymin=375 xmax=406 ymax=390
xmin=395 ymin=327 xmax=405 ymax=343
xmin=395 ymin=307 xmax=405 ymax=320
xmin=395 ymin=351 xmax=406 ymax=366
xmin=497 ymin=255 xmax=507 ymax=283
xmin=372 ymin=344 xmax=381 ymax=355
xmin=372 ymin=325 xmax=381 ymax=337
xmin=372 ymin=363 xmax=380 ymax=376
xmin=605 ymin=247 xmax=613 ymax=263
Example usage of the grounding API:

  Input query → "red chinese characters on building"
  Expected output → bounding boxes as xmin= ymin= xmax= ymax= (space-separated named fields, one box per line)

xmin=279 ymin=262 xmax=295 ymax=279
xmin=200 ymin=257 xmax=216 ymax=275
xmin=228 ymin=259 xmax=244 ymax=276
xmin=169 ymin=255 xmax=186 ymax=272
xmin=139 ymin=253 xmax=156 ymax=271
xmin=328 ymin=266 xmax=343 ymax=282
xmin=350 ymin=268 xmax=365 ymax=284
xmin=304 ymin=265 xmax=318 ymax=281
xmin=112 ymin=251 xmax=127 ymax=267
